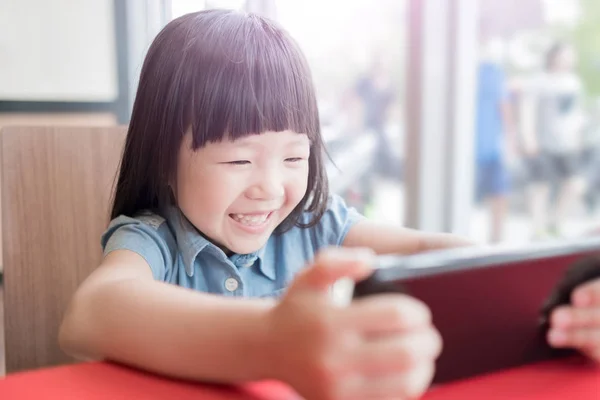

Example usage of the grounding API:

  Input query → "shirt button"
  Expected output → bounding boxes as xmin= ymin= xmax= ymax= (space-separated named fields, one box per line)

xmin=242 ymin=260 xmax=254 ymax=268
xmin=225 ymin=277 xmax=239 ymax=292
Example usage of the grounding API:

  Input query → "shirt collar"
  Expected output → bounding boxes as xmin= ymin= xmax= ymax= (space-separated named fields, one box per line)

xmin=229 ymin=243 xmax=275 ymax=280
xmin=164 ymin=206 xmax=274 ymax=280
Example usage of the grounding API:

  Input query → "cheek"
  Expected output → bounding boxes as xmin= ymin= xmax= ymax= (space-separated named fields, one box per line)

xmin=286 ymin=167 xmax=310 ymax=202
xmin=178 ymin=169 xmax=245 ymax=215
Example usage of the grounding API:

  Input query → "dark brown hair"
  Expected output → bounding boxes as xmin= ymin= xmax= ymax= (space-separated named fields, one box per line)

xmin=111 ymin=9 xmax=328 ymax=232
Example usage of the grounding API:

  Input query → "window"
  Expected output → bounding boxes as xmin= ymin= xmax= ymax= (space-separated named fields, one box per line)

xmin=469 ymin=0 xmax=600 ymax=243
xmin=275 ymin=0 xmax=408 ymax=224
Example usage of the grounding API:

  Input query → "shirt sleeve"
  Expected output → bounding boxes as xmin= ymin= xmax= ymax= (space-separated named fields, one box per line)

xmin=100 ymin=213 xmax=175 ymax=281
xmin=312 ymin=193 xmax=366 ymax=247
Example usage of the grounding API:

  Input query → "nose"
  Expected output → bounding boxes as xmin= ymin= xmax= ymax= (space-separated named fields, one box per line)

xmin=246 ymin=166 xmax=285 ymax=201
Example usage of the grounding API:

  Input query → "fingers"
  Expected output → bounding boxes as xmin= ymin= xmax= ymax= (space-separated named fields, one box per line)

xmin=282 ymin=247 xmax=440 ymax=399
xmin=337 ymin=363 xmax=435 ymax=400
xmin=547 ymin=279 xmax=600 ymax=361
xmin=343 ymin=294 xmax=433 ymax=334
xmin=336 ymin=307 xmax=440 ymax=399
xmin=551 ymin=306 xmax=600 ymax=329
xmin=548 ymin=327 xmax=600 ymax=349
xmin=571 ymin=278 xmax=600 ymax=307
xmin=548 ymin=305 xmax=600 ymax=354
xmin=289 ymin=247 xmax=375 ymax=294
xmin=353 ymin=329 xmax=442 ymax=376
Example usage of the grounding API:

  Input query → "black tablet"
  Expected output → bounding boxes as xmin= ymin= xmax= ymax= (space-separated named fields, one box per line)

xmin=344 ymin=237 xmax=600 ymax=383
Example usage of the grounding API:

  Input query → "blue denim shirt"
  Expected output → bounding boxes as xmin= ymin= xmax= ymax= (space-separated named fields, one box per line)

xmin=101 ymin=194 xmax=364 ymax=298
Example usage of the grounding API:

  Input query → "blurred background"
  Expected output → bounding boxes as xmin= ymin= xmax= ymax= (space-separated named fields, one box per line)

xmin=2 ymin=0 xmax=600 ymax=245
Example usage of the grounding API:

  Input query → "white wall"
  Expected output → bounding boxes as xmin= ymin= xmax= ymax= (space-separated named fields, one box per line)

xmin=0 ymin=0 xmax=118 ymax=102
xmin=125 ymin=0 xmax=171 ymax=115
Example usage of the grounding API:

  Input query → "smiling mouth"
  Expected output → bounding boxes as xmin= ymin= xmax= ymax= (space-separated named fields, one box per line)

xmin=229 ymin=212 xmax=273 ymax=226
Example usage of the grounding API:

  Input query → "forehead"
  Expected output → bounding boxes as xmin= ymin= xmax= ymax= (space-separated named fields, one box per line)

xmin=226 ymin=130 xmax=310 ymax=147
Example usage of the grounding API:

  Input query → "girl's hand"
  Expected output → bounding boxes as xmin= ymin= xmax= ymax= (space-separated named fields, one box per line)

xmin=548 ymin=277 xmax=600 ymax=362
xmin=267 ymin=247 xmax=442 ymax=400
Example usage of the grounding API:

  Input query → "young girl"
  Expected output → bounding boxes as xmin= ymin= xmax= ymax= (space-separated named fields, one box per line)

xmin=59 ymin=9 xmax=474 ymax=400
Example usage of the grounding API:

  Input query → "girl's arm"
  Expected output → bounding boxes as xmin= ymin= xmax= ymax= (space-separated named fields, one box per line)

xmin=60 ymin=247 xmax=442 ymax=399
xmin=59 ymin=249 xmax=275 ymax=382
xmin=342 ymin=219 xmax=475 ymax=255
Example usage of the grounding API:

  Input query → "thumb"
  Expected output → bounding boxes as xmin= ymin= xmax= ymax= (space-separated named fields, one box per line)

xmin=289 ymin=247 xmax=375 ymax=295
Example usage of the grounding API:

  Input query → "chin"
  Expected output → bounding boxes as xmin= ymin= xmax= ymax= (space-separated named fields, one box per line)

xmin=226 ymin=238 xmax=269 ymax=255
xmin=223 ymin=221 xmax=281 ymax=255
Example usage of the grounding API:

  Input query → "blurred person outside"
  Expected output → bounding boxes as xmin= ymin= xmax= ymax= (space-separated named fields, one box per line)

xmin=474 ymin=35 xmax=516 ymax=243
xmin=351 ymin=56 xmax=401 ymax=219
xmin=354 ymin=57 xmax=398 ymax=180
xmin=581 ymin=99 xmax=600 ymax=214
xmin=521 ymin=42 xmax=587 ymax=239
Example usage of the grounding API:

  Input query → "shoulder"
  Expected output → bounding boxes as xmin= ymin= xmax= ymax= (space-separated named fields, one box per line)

xmin=101 ymin=210 xmax=178 ymax=280
xmin=293 ymin=193 xmax=366 ymax=248
xmin=102 ymin=210 xmax=172 ymax=245
xmin=262 ymin=194 xmax=365 ymax=285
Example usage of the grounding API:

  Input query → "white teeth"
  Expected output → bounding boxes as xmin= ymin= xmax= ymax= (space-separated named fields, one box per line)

xmin=231 ymin=213 xmax=269 ymax=226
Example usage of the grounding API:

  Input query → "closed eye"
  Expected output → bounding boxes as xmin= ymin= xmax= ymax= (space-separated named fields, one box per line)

xmin=285 ymin=157 xmax=306 ymax=163
xmin=224 ymin=160 xmax=250 ymax=166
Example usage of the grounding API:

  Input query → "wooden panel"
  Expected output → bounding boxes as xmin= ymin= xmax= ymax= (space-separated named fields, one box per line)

xmin=0 ymin=113 xmax=118 ymax=267
xmin=0 ymin=285 xmax=4 ymax=376
xmin=1 ymin=126 xmax=126 ymax=373
xmin=0 ymin=113 xmax=117 ymax=127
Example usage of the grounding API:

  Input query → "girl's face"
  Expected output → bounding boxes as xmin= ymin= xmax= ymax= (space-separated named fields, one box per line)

xmin=175 ymin=130 xmax=310 ymax=255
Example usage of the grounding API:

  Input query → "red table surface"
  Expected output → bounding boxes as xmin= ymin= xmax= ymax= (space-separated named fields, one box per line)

xmin=423 ymin=357 xmax=600 ymax=400
xmin=1 ymin=358 xmax=598 ymax=399
xmin=0 ymin=363 xmax=299 ymax=400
